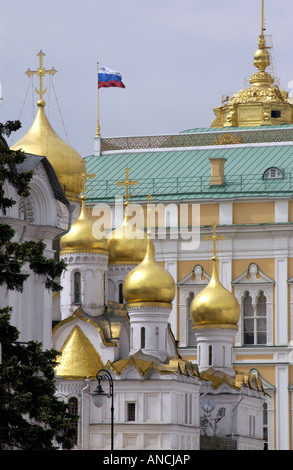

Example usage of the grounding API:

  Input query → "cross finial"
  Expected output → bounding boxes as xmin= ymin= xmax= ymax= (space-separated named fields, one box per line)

xmin=81 ymin=160 xmax=95 ymax=196
xmin=146 ymin=194 xmax=153 ymax=237
xmin=204 ymin=223 xmax=225 ymax=259
xmin=116 ymin=167 xmax=138 ymax=204
xmin=25 ymin=50 xmax=57 ymax=103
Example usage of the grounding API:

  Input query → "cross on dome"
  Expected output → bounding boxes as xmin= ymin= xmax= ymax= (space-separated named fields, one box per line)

xmin=116 ymin=167 xmax=138 ymax=204
xmin=204 ymin=223 xmax=225 ymax=260
xmin=25 ymin=50 xmax=57 ymax=104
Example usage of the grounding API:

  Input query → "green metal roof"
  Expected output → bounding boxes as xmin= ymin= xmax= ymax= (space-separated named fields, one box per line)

xmin=85 ymin=143 xmax=293 ymax=203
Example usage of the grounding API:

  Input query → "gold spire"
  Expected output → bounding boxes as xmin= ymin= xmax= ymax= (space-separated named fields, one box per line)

xmin=211 ymin=0 xmax=293 ymax=128
xmin=190 ymin=225 xmax=240 ymax=329
xmin=11 ymin=51 xmax=84 ymax=202
xmin=107 ymin=168 xmax=149 ymax=264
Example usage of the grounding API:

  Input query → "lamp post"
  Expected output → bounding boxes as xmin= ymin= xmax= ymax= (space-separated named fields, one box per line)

xmin=90 ymin=369 xmax=114 ymax=450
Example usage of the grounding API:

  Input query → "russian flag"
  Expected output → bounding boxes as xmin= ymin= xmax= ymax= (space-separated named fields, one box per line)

xmin=98 ymin=66 xmax=125 ymax=89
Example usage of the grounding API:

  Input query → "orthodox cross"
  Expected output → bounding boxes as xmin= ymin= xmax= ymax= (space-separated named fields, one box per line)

xmin=25 ymin=50 xmax=57 ymax=101
xmin=81 ymin=160 xmax=95 ymax=196
xmin=204 ymin=223 xmax=225 ymax=259
xmin=116 ymin=167 xmax=138 ymax=204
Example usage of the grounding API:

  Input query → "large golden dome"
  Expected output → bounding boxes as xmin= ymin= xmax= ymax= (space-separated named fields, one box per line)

xmin=107 ymin=202 xmax=149 ymax=264
xmin=60 ymin=195 xmax=107 ymax=253
xmin=11 ymin=100 xmax=83 ymax=202
xmin=122 ymin=238 xmax=175 ymax=307
xmin=190 ymin=256 xmax=240 ymax=329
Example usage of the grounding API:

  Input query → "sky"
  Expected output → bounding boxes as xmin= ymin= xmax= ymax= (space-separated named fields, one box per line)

xmin=1 ymin=0 xmax=293 ymax=158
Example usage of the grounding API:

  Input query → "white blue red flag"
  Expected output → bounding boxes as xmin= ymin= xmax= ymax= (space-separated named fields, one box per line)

xmin=98 ymin=66 xmax=125 ymax=89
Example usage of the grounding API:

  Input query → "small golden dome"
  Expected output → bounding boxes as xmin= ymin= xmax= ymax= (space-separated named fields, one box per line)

xmin=253 ymin=36 xmax=270 ymax=72
xmin=107 ymin=203 xmax=149 ymax=264
xmin=190 ymin=256 xmax=240 ymax=329
xmin=122 ymin=238 xmax=175 ymax=307
xmin=11 ymin=100 xmax=83 ymax=202
xmin=60 ymin=195 xmax=107 ymax=253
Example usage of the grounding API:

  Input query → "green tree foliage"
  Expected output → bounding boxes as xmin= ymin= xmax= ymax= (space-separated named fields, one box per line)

xmin=0 ymin=121 xmax=77 ymax=450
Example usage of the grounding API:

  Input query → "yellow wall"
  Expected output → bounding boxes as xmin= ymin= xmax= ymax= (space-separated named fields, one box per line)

xmin=288 ymin=201 xmax=293 ymax=222
xmin=233 ymin=201 xmax=275 ymax=224
xmin=199 ymin=203 xmax=219 ymax=226
xmin=232 ymin=258 xmax=275 ymax=280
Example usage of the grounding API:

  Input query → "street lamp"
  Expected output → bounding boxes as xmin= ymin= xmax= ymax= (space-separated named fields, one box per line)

xmin=90 ymin=369 xmax=114 ymax=450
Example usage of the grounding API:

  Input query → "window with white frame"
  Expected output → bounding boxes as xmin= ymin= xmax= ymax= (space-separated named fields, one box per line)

xmin=73 ymin=272 xmax=81 ymax=304
xmin=178 ymin=265 xmax=210 ymax=348
xmin=263 ymin=167 xmax=283 ymax=179
xmin=233 ymin=263 xmax=274 ymax=347
xmin=243 ymin=290 xmax=267 ymax=345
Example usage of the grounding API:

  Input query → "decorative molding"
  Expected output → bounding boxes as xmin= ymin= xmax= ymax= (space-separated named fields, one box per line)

xmin=178 ymin=265 xmax=210 ymax=347
xmin=233 ymin=264 xmax=274 ymax=346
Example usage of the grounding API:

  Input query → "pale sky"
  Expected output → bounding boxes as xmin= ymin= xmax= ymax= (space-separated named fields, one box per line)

xmin=1 ymin=0 xmax=293 ymax=158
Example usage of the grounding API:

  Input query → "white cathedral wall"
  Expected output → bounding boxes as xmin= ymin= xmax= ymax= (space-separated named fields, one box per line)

xmin=86 ymin=375 xmax=201 ymax=450
xmin=0 ymin=168 xmax=64 ymax=350
xmin=60 ymin=251 xmax=108 ymax=318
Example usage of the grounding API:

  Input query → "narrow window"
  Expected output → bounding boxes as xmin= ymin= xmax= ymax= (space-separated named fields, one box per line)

xmin=256 ymin=291 xmax=267 ymax=344
xmin=127 ymin=403 xmax=136 ymax=422
xmin=208 ymin=345 xmax=212 ymax=366
xmin=118 ymin=283 xmax=123 ymax=304
xmin=243 ymin=292 xmax=254 ymax=344
xmin=222 ymin=346 xmax=225 ymax=367
xmin=187 ymin=292 xmax=196 ymax=346
xmin=68 ymin=397 xmax=78 ymax=446
xmin=155 ymin=326 xmax=159 ymax=349
xmin=141 ymin=327 xmax=145 ymax=349
xmin=73 ymin=272 xmax=81 ymax=304
xmin=263 ymin=402 xmax=268 ymax=450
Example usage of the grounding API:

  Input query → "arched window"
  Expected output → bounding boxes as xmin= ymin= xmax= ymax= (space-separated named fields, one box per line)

xmin=141 ymin=327 xmax=145 ymax=349
xmin=155 ymin=326 xmax=159 ymax=349
xmin=68 ymin=397 xmax=78 ymax=446
xmin=73 ymin=272 xmax=81 ymax=304
xmin=187 ymin=292 xmax=196 ymax=346
xmin=208 ymin=345 xmax=212 ymax=366
xmin=263 ymin=167 xmax=283 ymax=179
xmin=243 ymin=291 xmax=267 ymax=345
xmin=118 ymin=283 xmax=123 ymax=304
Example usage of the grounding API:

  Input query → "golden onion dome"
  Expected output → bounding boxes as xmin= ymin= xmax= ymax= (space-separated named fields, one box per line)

xmin=11 ymin=100 xmax=83 ymax=202
xmin=107 ymin=202 xmax=149 ymax=264
xmin=60 ymin=195 xmax=107 ymax=253
xmin=122 ymin=238 xmax=175 ymax=307
xmin=190 ymin=256 xmax=240 ymax=329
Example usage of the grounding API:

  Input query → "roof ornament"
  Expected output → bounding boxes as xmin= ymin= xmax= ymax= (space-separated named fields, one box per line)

xmin=116 ymin=167 xmax=138 ymax=205
xmin=25 ymin=50 xmax=57 ymax=105
xmin=204 ymin=223 xmax=225 ymax=260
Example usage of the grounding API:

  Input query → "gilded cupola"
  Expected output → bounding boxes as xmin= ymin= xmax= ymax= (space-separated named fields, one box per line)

xmin=190 ymin=225 xmax=240 ymax=329
xmin=123 ymin=195 xmax=175 ymax=308
xmin=107 ymin=167 xmax=149 ymax=264
xmin=211 ymin=0 xmax=293 ymax=128
xmin=10 ymin=51 xmax=84 ymax=202
xmin=60 ymin=163 xmax=107 ymax=254
xmin=122 ymin=237 xmax=175 ymax=308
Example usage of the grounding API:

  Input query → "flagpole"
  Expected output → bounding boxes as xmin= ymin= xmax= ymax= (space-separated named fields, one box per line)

xmin=96 ymin=61 xmax=101 ymax=137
